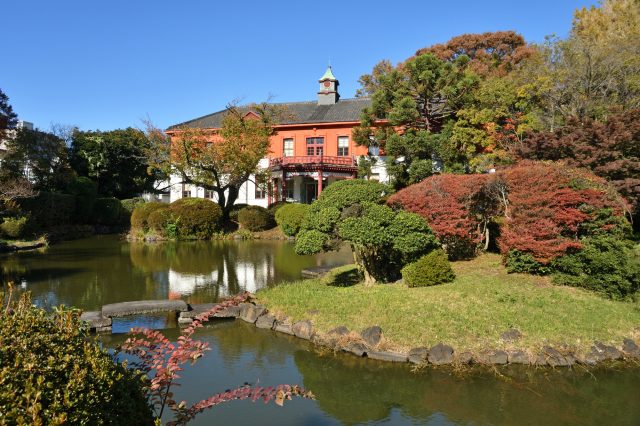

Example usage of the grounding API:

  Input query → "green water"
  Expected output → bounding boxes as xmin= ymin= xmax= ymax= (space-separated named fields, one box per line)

xmin=2 ymin=237 xmax=640 ymax=425
xmin=0 ymin=235 xmax=351 ymax=310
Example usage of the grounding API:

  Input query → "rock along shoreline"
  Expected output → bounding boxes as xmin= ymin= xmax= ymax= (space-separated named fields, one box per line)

xmin=83 ymin=298 xmax=640 ymax=368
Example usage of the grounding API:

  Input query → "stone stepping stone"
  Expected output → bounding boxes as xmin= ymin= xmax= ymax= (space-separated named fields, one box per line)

xmin=102 ymin=300 xmax=188 ymax=317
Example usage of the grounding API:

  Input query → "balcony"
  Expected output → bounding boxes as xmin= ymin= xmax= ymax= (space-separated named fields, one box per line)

xmin=269 ymin=155 xmax=357 ymax=168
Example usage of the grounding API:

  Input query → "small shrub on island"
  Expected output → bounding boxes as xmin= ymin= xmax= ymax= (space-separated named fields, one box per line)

xmin=131 ymin=202 xmax=168 ymax=231
xmin=228 ymin=203 xmax=249 ymax=224
xmin=238 ymin=206 xmax=276 ymax=231
xmin=402 ymin=249 xmax=456 ymax=287
xmin=146 ymin=205 xmax=171 ymax=234
xmin=275 ymin=203 xmax=309 ymax=236
xmin=267 ymin=200 xmax=289 ymax=213
xmin=0 ymin=292 xmax=152 ymax=425
xmin=167 ymin=198 xmax=222 ymax=239
xmin=0 ymin=216 xmax=31 ymax=239
xmin=551 ymin=236 xmax=640 ymax=300
xmin=295 ymin=179 xmax=439 ymax=284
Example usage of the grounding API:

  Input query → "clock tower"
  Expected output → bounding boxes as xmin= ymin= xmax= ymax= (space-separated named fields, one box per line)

xmin=317 ymin=66 xmax=339 ymax=105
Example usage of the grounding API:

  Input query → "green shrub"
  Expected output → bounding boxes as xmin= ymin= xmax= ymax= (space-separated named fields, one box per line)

xmin=18 ymin=192 xmax=75 ymax=229
xmin=167 ymin=198 xmax=222 ymax=239
xmin=146 ymin=206 xmax=171 ymax=233
xmin=295 ymin=229 xmax=328 ymax=255
xmin=131 ymin=202 xmax=167 ymax=231
xmin=401 ymin=249 xmax=456 ymax=287
xmin=311 ymin=179 xmax=388 ymax=212
xmin=0 ymin=216 xmax=30 ymax=239
xmin=552 ymin=236 xmax=640 ymax=299
xmin=505 ymin=250 xmax=553 ymax=275
xmin=92 ymin=198 xmax=126 ymax=226
xmin=267 ymin=200 xmax=289 ymax=213
xmin=237 ymin=206 xmax=276 ymax=231
xmin=275 ymin=203 xmax=309 ymax=236
xmin=295 ymin=180 xmax=437 ymax=283
xmin=121 ymin=197 xmax=146 ymax=214
xmin=66 ymin=176 xmax=97 ymax=224
xmin=228 ymin=203 xmax=249 ymax=224
xmin=0 ymin=293 xmax=153 ymax=425
xmin=120 ymin=197 xmax=146 ymax=225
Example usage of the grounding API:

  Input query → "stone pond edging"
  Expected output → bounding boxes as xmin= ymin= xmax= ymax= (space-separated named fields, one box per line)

xmin=81 ymin=299 xmax=640 ymax=368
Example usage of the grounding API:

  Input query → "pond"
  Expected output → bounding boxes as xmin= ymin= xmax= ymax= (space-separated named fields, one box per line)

xmin=2 ymin=237 xmax=640 ymax=425
xmin=102 ymin=320 xmax=640 ymax=426
xmin=0 ymin=235 xmax=352 ymax=310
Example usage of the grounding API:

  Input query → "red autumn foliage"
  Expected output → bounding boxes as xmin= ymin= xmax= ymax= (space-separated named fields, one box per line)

xmin=497 ymin=161 xmax=626 ymax=263
xmin=389 ymin=161 xmax=628 ymax=264
xmin=388 ymin=173 xmax=493 ymax=258
xmin=414 ymin=31 xmax=536 ymax=77
xmin=515 ymin=109 xmax=640 ymax=219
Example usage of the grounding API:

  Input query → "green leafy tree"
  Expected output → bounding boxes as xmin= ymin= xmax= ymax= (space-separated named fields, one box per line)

xmin=354 ymin=52 xmax=479 ymax=188
xmin=0 ymin=127 xmax=74 ymax=191
xmin=71 ymin=127 xmax=157 ymax=198
xmin=294 ymin=180 xmax=439 ymax=285
xmin=517 ymin=0 xmax=640 ymax=130
xmin=145 ymin=103 xmax=283 ymax=219
xmin=0 ymin=89 xmax=18 ymax=141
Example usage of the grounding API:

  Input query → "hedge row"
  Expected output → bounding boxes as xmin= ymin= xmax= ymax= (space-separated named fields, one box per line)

xmin=131 ymin=198 xmax=222 ymax=239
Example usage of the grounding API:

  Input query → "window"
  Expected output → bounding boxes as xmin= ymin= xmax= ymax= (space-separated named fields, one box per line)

xmin=368 ymin=145 xmax=380 ymax=156
xmin=255 ymin=176 xmax=266 ymax=199
xmin=182 ymin=190 xmax=191 ymax=198
xmin=306 ymin=137 xmax=324 ymax=156
xmin=283 ymin=138 xmax=294 ymax=157
xmin=204 ymin=189 xmax=214 ymax=199
xmin=337 ymin=136 xmax=349 ymax=156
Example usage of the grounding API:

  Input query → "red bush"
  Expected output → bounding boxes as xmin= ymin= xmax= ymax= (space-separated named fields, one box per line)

xmin=389 ymin=161 xmax=628 ymax=263
xmin=388 ymin=173 xmax=492 ymax=258
xmin=497 ymin=161 xmax=627 ymax=263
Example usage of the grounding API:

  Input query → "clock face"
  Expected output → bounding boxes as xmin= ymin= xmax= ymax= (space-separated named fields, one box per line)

xmin=323 ymin=81 xmax=331 ymax=88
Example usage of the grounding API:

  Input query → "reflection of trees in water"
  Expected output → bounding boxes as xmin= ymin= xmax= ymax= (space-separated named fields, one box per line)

xmin=128 ymin=241 xmax=352 ymax=302
xmin=294 ymin=351 xmax=640 ymax=426
xmin=2 ymin=238 xmax=352 ymax=310
xmin=203 ymin=321 xmax=293 ymax=370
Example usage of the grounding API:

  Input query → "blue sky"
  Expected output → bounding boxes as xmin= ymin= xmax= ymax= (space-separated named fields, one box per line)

xmin=3 ymin=0 xmax=597 ymax=131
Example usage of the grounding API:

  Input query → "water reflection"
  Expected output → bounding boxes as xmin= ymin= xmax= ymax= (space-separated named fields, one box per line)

xmin=101 ymin=321 xmax=640 ymax=426
xmin=0 ymin=236 xmax=351 ymax=310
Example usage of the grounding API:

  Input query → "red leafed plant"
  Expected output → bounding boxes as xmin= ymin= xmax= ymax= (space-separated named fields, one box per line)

xmin=388 ymin=160 xmax=629 ymax=265
xmin=120 ymin=292 xmax=313 ymax=425
xmin=497 ymin=161 xmax=628 ymax=263
xmin=387 ymin=173 xmax=494 ymax=259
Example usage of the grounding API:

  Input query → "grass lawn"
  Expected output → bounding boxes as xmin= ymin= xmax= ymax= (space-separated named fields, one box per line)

xmin=258 ymin=254 xmax=640 ymax=354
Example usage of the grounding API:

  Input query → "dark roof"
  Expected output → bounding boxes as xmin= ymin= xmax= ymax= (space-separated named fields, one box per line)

xmin=167 ymin=97 xmax=371 ymax=130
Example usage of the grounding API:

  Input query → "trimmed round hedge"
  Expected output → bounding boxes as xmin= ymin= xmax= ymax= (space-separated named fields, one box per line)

xmin=167 ymin=198 xmax=222 ymax=239
xmin=131 ymin=202 xmax=168 ymax=231
xmin=0 ymin=294 xmax=153 ymax=425
xmin=238 ymin=206 xmax=276 ymax=231
xmin=275 ymin=203 xmax=309 ymax=236
xmin=146 ymin=205 xmax=171 ymax=233
xmin=401 ymin=249 xmax=455 ymax=287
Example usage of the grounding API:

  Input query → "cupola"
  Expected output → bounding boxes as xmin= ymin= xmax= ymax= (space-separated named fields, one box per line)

xmin=317 ymin=66 xmax=339 ymax=105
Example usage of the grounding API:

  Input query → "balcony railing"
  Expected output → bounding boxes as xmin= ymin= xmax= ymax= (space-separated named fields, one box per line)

xmin=269 ymin=155 xmax=357 ymax=168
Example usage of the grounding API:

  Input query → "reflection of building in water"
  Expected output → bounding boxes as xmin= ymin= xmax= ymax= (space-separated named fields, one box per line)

xmin=167 ymin=259 xmax=274 ymax=297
